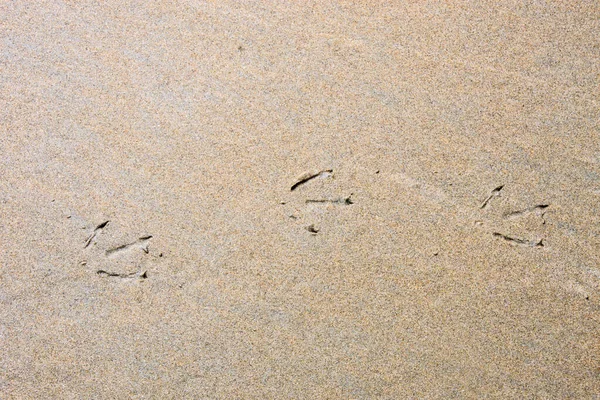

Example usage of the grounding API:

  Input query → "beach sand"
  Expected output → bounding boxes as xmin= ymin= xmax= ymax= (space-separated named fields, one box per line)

xmin=1 ymin=1 xmax=599 ymax=398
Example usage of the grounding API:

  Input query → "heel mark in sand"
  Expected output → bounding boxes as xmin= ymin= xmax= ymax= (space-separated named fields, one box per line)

xmin=84 ymin=220 xmax=109 ymax=248
xmin=291 ymin=169 xmax=333 ymax=191
xmin=480 ymin=185 xmax=504 ymax=209
xmin=493 ymin=232 xmax=543 ymax=247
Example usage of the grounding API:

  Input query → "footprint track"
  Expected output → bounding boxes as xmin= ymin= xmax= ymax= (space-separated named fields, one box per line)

xmin=105 ymin=235 xmax=153 ymax=257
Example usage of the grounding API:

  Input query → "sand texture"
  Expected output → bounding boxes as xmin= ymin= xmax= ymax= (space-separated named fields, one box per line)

xmin=1 ymin=1 xmax=599 ymax=398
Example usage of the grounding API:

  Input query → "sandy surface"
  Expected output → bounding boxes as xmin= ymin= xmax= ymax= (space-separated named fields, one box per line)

xmin=1 ymin=1 xmax=599 ymax=398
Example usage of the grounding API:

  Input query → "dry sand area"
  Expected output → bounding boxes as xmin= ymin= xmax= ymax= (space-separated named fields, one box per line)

xmin=1 ymin=1 xmax=599 ymax=398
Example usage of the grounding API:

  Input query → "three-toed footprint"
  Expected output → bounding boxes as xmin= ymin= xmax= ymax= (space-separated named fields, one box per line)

xmin=478 ymin=185 xmax=549 ymax=248
xmin=82 ymin=220 xmax=157 ymax=279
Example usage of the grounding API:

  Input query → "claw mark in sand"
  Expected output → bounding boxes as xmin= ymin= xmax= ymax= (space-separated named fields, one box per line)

xmin=84 ymin=220 xmax=109 ymax=248
xmin=306 ymin=224 xmax=320 ymax=234
xmin=493 ymin=232 xmax=543 ymax=247
xmin=97 ymin=269 xmax=147 ymax=279
xmin=291 ymin=169 xmax=333 ymax=191
xmin=480 ymin=185 xmax=504 ymax=209
xmin=305 ymin=194 xmax=354 ymax=205
xmin=105 ymin=236 xmax=152 ymax=257
xmin=504 ymin=204 xmax=549 ymax=222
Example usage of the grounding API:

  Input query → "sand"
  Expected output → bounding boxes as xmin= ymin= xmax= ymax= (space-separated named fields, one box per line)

xmin=1 ymin=1 xmax=599 ymax=398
